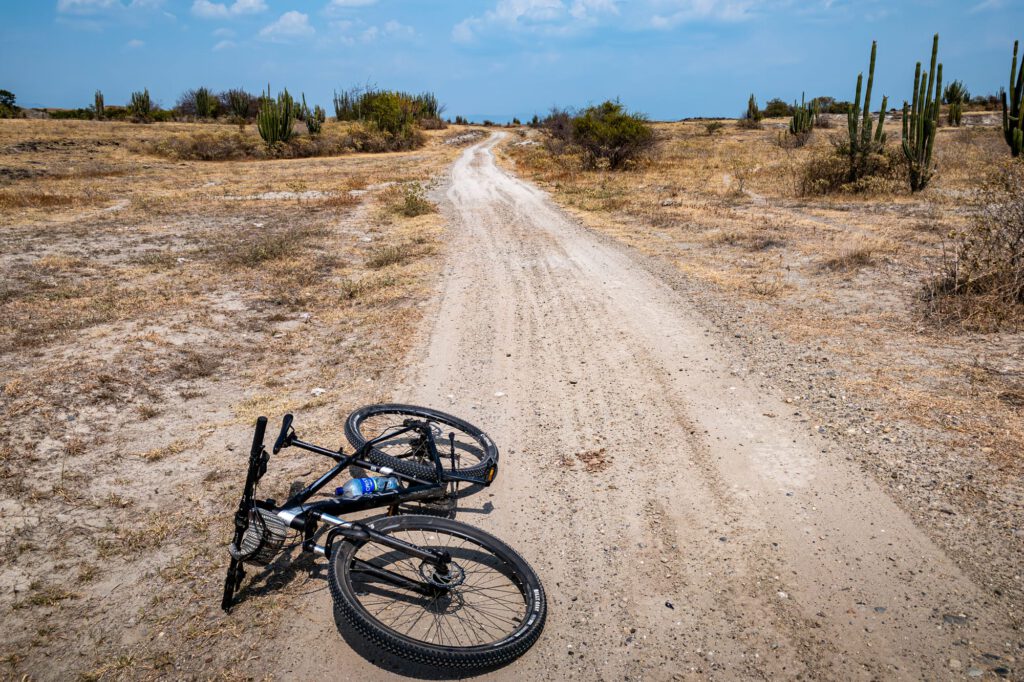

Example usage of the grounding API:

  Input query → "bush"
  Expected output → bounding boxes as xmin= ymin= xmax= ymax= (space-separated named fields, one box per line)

xmin=144 ymin=121 xmax=422 ymax=161
xmin=223 ymin=89 xmax=256 ymax=122
xmin=333 ymin=86 xmax=443 ymax=131
xmin=763 ymin=98 xmax=793 ymax=118
xmin=386 ymin=183 xmax=435 ymax=217
xmin=798 ymin=144 xmax=904 ymax=196
xmin=569 ymin=101 xmax=655 ymax=170
xmin=0 ymin=89 xmax=17 ymax=118
xmin=705 ymin=121 xmax=725 ymax=135
xmin=145 ymin=131 xmax=262 ymax=160
xmin=925 ymin=164 xmax=1024 ymax=330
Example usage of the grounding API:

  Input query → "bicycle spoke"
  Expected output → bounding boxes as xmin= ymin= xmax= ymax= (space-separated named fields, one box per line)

xmin=347 ymin=525 xmax=529 ymax=648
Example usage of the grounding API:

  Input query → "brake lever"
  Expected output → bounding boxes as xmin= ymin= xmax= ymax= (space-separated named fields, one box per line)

xmin=273 ymin=413 xmax=294 ymax=454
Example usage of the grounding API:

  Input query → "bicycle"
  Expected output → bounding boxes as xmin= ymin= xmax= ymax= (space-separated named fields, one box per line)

xmin=221 ymin=405 xmax=546 ymax=672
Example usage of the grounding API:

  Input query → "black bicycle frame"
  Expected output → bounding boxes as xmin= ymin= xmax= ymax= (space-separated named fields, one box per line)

xmin=222 ymin=415 xmax=484 ymax=611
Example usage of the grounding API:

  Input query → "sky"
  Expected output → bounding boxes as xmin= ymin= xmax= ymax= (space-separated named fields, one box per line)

xmin=1 ymin=0 xmax=1021 ymax=121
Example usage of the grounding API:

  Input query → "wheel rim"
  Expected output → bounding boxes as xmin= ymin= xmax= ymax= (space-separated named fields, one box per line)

xmin=344 ymin=525 xmax=532 ymax=649
xmin=354 ymin=411 xmax=490 ymax=472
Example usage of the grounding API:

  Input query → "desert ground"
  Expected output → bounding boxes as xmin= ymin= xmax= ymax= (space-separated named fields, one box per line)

xmin=1 ymin=118 xmax=1021 ymax=680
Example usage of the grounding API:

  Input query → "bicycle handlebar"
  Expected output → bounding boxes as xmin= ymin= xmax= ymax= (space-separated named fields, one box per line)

xmin=250 ymin=416 xmax=268 ymax=459
xmin=273 ymin=413 xmax=293 ymax=455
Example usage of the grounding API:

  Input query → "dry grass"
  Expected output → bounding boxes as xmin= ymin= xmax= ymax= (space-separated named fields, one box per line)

xmin=0 ymin=117 xmax=460 ymax=679
xmin=503 ymin=118 xmax=1023 ymax=589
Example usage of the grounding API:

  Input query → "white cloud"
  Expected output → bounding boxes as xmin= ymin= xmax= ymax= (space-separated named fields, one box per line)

xmin=569 ymin=0 xmax=618 ymax=19
xmin=191 ymin=0 xmax=267 ymax=19
xmin=646 ymin=0 xmax=765 ymax=28
xmin=452 ymin=0 xmax=617 ymax=43
xmin=58 ymin=0 xmax=121 ymax=12
xmin=258 ymin=11 xmax=315 ymax=41
xmin=125 ymin=38 xmax=144 ymax=48
xmin=212 ymin=26 xmax=235 ymax=36
xmin=329 ymin=18 xmax=414 ymax=45
xmin=970 ymin=0 xmax=1005 ymax=12
xmin=326 ymin=0 xmax=377 ymax=7
xmin=213 ymin=39 xmax=236 ymax=50
xmin=57 ymin=0 xmax=163 ymax=13
xmin=452 ymin=0 xmax=778 ymax=41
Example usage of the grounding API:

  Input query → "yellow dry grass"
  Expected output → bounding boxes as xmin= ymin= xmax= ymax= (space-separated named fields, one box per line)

xmin=0 ymin=118 xmax=461 ymax=678
xmin=502 ymin=119 xmax=1023 ymax=472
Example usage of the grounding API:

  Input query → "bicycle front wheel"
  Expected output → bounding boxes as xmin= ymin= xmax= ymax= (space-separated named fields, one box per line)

xmin=328 ymin=515 xmax=546 ymax=673
xmin=344 ymin=404 xmax=498 ymax=482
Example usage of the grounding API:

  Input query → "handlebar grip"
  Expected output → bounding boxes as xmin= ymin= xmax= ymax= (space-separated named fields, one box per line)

xmin=250 ymin=416 xmax=268 ymax=458
xmin=273 ymin=413 xmax=293 ymax=455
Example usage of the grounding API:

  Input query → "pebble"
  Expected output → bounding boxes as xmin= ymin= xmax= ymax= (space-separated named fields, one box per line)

xmin=310 ymin=387 xmax=326 ymax=397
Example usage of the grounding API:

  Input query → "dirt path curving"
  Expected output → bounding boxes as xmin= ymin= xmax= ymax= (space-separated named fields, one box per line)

xmin=273 ymin=133 xmax=1019 ymax=680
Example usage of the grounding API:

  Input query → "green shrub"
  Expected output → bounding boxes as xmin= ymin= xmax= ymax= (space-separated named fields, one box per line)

xmin=94 ymin=91 xmax=104 ymax=120
xmin=763 ymin=98 xmax=793 ymax=118
xmin=333 ymin=86 xmax=443 ymax=131
xmin=0 ymin=89 xmax=17 ymax=118
xmin=705 ymin=121 xmax=725 ymax=135
xmin=570 ymin=100 xmax=655 ymax=170
xmin=386 ymin=183 xmax=435 ymax=217
xmin=224 ymin=89 xmax=255 ymax=122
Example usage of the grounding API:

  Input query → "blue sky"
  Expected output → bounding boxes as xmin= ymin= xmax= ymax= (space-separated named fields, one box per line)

xmin=1 ymin=1 xmax=1021 ymax=121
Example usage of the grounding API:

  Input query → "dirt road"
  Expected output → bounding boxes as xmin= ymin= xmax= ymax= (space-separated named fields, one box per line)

xmin=274 ymin=134 xmax=1019 ymax=680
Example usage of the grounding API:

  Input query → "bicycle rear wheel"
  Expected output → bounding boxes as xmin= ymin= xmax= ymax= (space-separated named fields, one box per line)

xmin=344 ymin=404 xmax=498 ymax=482
xmin=329 ymin=514 xmax=546 ymax=673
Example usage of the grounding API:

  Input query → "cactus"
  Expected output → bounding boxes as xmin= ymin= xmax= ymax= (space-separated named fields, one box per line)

xmin=902 ymin=34 xmax=943 ymax=192
xmin=94 ymin=90 xmax=104 ymax=120
xmin=789 ymin=92 xmax=816 ymax=136
xmin=256 ymin=85 xmax=296 ymax=145
xmin=301 ymin=94 xmax=325 ymax=136
xmin=746 ymin=94 xmax=762 ymax=121
xmin=847 ymin=41 xmax=889 ymax=182
xmin=129 ymin=88 xmax=152 ymax=122
xmin=943 ymin=80 xmax=968 ymax=127
xmin=1002 ymin=40 xmax=1024 ymax=157
xmin=194 ymin=87 xmax=216 ymax=119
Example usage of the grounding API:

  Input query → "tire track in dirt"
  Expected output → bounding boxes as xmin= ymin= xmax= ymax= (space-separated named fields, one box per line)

xmin=274 ymin=133 xmax=1018 ymax=680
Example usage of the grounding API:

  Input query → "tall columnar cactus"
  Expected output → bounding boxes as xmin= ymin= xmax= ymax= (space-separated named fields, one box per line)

xmin=1003 ymin=40 xmax=1024 ymax=157
xmin=746 ymin=94 xmax=762 ymax=122
xmin=194 ymin=87 xmax=216 ymax=119
xmin=301 ymin=94 xmax=325 ymax=136
xmin=257 ymin=85 xmax=296 ymax=145
xmin=129 ymin=88 xmax=152 ymax=122
xmin=789 ymin=92 xmax=815 ymax=135
xmin=94 ymin=90 xmax=104 ymax=120
xmin=847 ymin=41 xmax=889 ymax=182
xmin=902 ymin=34 xmax=943 ymax=192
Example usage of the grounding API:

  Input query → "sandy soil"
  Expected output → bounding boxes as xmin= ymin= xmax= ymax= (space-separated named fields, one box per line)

xmin=268 ymin=134 xmax=1019 ymax=680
